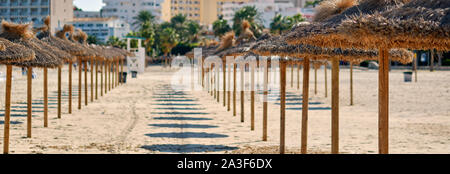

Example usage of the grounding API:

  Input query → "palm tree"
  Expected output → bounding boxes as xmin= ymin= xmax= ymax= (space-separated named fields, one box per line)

xmin=87 ymin=35 xmax=98 ymax=44
xmin=232 ymin=6 xmax=263 ymax=37
xmin=213 ymin=15 xmax=231 ymax=37
xmin=138 ymin=21 xmax=156 ymax=55
xmin=160 ymin=27 xmax=179 ymax=67
xmin=289 ymin=13 xmax=306 ymax=24
xmin=270 ymin=13 xmax=306 ymax=35
xmin=270 ymin=14 xmax=290 ymax=35
xmin=106 ymin=36 xmax=126 ymax=48
xmin=132 ymin=10 xmax=156 ymax=30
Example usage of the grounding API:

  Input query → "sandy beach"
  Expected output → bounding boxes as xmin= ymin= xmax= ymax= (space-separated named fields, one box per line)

xmin=0 ymin=64 xmax=449 ymax=154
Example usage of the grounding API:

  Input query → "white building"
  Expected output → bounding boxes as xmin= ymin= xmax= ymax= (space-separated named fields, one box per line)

xmin=0 ymin=0 xmax=73 ymax=33
xmin=101 ymin=0 xmax=164 ymax=30
xmin=222 ymin=0 xmax=301 ymax=28
xmin=70 ymin=17 xmax=131 ymax=43
xmin=74 ymin=10 xmax=102 ymax=18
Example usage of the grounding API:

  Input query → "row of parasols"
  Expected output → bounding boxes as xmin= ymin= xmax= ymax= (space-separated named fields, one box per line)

xmin=0 ymin=16 xmax=134 ymax=154
xmin=186 ymin=0 xmax=449 ymax=154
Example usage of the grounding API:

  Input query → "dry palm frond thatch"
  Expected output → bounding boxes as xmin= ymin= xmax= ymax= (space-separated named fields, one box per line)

xmin=313 ymin=0 xmax=358 ymax=22
xmin=285 ymin=0 xmax=410 ymax=48
xmin=338 ymin=0 xmax=450 ymax=50
xmin=0 ymin=37 xmax=35 ymax=64
xmin=0 ymin=21 xmax=62 ymax=68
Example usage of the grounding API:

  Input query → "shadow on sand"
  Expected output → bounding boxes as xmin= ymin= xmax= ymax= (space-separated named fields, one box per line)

xmin=149 ymin=124 xmax=218 ymax=129
xmin=140 ymin=144 xmax=238 ymax=153
xmin=145 ymin=132 xmax=228 ymax=138
xmin=153 ymin=117 xmax=213 ymax=121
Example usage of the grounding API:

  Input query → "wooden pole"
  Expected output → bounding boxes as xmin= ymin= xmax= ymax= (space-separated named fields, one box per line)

xmin=414 ymin=54 xmax=417 ymax=82
xmin=223 ymin=62 xmax=226 ymax=107
xmin=78 ymin=58 xmax=82 ymax=109
xmin=314 ymin=65 xmax=317 ymax=95
xmin=233 ymin=64 xmax=237 ymax=116
xmin=44 ymin=68 xmax=48 ymax=127
xmin=217 ymin=64 xmax=220 ymax=103
xmin=27 ymin=66 xmax=32 ymax=138
xmin=95 ymin=60 xmax=98 ymax=100
xmin=331 ymin=57 xmax=340 ymax=154
xmin=90 ymin=59 xmax=94 ymax=102
xmin=301 ymin=58 xmax=310 ymax=154
xmin=105 ymin=61 xmax=107 ymax=94
xmin=58 ymin=66 xmax=61 ymax=118
xmin=84 ymin=60 xmax=88 ymax=106
xmin=202 ymin=58 xmax=204 ymax=88
xmin=111 ymin=60 xmax=115 ymax=89
xmin=379 ymin=48 xmax=389 ymax=154
xmin=325 ymin=63 xmax=328 ymax=98
xmin=263 ymin=60 xmax=268 ymax=141
xmin=121 ymin=59 xmax=124 ymax=85
xmin=3 ymin=65 xmax=12 ymax=154
xmin=290 ymin=64 xmax=293 ymax=88
xmin=227 ymin=62 xmax=231 ymax=111
xmin=251 ymin=62 xmax=255 ymax=131
xmin=350 ymin=62 xmax=354 ymax=106
xmin=101 ymin=61 xmax=103 ymax=96
xmin=108 ymin=62 xmax=111 ymax=92
xmin=240 ymin=63 xmax=245 ymax=123
xmin=68 ymin=62 xmax=72 ymax=114
xmin=116 ymin=60 xmax=119 ymax=87
xmin=280 ymin=60 xmax=286 ymax=154
xmin=430 ymin=49 xmax=434 ymax=72
xmin=297 ymin=64 xmax=300 ymax=90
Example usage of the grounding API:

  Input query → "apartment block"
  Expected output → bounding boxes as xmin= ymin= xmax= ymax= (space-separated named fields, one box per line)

xmin=101 ymin=0 xmax=164 ymax=30
xmin=0 ymin=0 xmax=73 ymax=33
xmin=70 ymin=17 xmax=130 ymax=43
xmin=161 ymin=0 xmax=249 ymax=26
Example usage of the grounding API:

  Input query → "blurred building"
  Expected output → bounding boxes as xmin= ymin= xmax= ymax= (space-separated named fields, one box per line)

xmin=161 ymin=0 xmax=249 ymax=26
xmin=69 ymin=17 xmax=130 ymax=43
xmin=222 ymin=0 xmax=301 ymax=28
xmin=101 ymin=0 xmax=164 ymax=29
xmin=74 ymin=10 xmax=102 ymax=18
xmin=0 ymin=0 xmax=73 ymax=33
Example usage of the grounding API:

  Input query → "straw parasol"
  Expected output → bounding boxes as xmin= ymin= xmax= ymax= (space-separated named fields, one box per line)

xmin=0 ymin=37 xmax=35 ymax=63
xmin=253 ymin=33 xmax=414 ymax=154
xmin=333 ymin=0 xmax=449 ymax=154
xmin=284 ymin=0 xmax=423 ymax=154
xmin=0 ymin=31 xmax=36 ymax=155
xmin=284 ymin=0 xmax=411 ymax=48
xmin=337 ymin=0 xmax=450 ymax=50
xmin=0 ymin=21 xmax=63 ymax=145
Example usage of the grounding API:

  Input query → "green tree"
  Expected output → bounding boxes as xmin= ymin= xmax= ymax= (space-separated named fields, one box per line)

xmin=132 ymin=10 xmax=156 ymax=30
xmin=232 ymin=6 xmax=263 ymax=37
xmin=305 ymin=0 xmax=323 ymax=8
xmin=212 ymin=15 xmax=231 ymax=37
xmin=271 ymin=13 xmax=306 ymax=34
xmin=87 ymin=35 xmax=98 ymax=44
xmin=106 ymin=36 xmax=126 ymax=48
xmin=160 ymin=27 xmax=179 ymax=56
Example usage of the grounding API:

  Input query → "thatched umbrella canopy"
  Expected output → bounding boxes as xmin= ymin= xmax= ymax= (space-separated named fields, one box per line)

xmin=326 ymin=0 xmax=449 ymax=154
xmin=254 ymin=35 xmax=414 ymax=64
xmin=0 ymin=37 xmax=35 ymax=63
xmin=0 ymin=27 xmax=36 ymax=154
xmin=0 ymin=22 xmax=62 ymax=68
xmin=285 ymin=0 xmax=410 ymax=48
xmin=0 ymin=21 xmax=63 ymax=145
xmin=338 ymin=0 xmax=450 ymax=50
xmin=283 ymin=0 xmax=427 ymax=155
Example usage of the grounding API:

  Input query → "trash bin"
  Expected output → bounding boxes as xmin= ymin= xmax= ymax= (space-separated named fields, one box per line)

xmin=131 ymin=71 xmax=138 ymax=78
xmin=403 ymin=71 xmax=413 ymax=82
xmin=120 ymin=72 xmax=128 ymax=83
